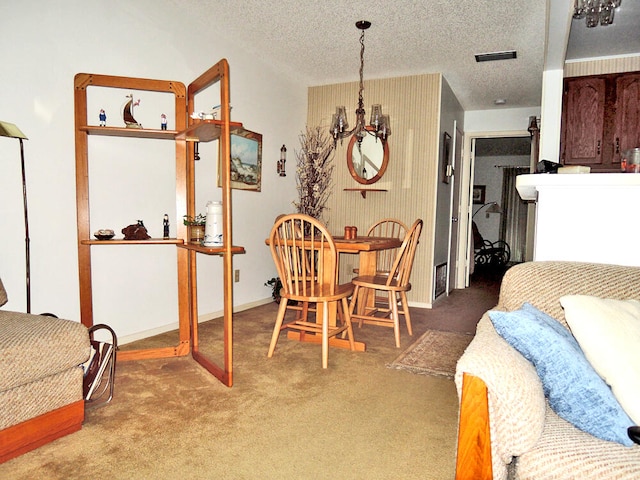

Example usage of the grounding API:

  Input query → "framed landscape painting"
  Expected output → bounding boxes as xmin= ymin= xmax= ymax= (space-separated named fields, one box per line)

xmin=218 ymin=127 xmax=262 ymax=191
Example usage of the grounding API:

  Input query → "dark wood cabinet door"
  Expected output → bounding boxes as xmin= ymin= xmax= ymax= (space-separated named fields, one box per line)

xmin=614 ymin=73 xmax=640 ymax=163
xmin=562 ymin=77 xmax=606 ymax=165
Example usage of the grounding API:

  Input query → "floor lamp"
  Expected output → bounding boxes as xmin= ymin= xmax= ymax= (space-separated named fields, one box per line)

xmin=0 ymin=120 xmax=31 ymax=313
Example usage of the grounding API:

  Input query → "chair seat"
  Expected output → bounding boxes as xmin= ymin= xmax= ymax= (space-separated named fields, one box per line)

xmin=351 ymin=275 xmax=411 ymax=292
xmin=283 ymin=282 xmax=354 ymax=303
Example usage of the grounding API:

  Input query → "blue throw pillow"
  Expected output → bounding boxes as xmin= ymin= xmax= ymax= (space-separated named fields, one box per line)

xmin=489 ymin=303 xmax=634 ymax=446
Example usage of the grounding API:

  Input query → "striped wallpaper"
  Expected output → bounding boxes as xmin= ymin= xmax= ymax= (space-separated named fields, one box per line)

xmin=307 ymin=73 xmax=442 ymax=305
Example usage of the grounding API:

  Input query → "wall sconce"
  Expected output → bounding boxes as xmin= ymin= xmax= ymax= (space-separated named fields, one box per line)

xmin=277 ymin=144 xmax=286 ymax=176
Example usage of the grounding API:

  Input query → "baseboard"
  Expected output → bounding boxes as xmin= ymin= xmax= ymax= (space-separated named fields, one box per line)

xmin=0 ymin=400 xmax=85 ymax=464
xmin=119 ymin=297 xmax=273 ymax=345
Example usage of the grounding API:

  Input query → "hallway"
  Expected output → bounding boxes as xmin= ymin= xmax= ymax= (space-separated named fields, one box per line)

xmin=412 ymin=266 xmax=505 ymax=334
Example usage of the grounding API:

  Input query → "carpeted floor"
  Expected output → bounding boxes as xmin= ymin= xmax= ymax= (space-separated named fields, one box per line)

xmin=0 ymin=274 xmax=501 ymax=480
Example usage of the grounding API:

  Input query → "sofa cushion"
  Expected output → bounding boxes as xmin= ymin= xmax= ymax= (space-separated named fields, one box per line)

xmin=0 ymin=311 xmax=89 ymax=391
xmin=560 ymin=295 xmax=640 ymax=425
xmin=516 ymin=406 xmax=640 ymax=479
xmin=489 ymin=303 xmax=634 ymax=446
xmin=0 ymin=278 xmax=7 ymax=307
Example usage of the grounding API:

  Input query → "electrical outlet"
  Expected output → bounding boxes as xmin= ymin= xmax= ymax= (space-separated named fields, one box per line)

xmin=234 ymin=269 xmax=240 ymax=282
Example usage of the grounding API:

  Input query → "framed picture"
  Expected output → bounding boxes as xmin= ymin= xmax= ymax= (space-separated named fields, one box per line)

xmin=473 ymin=185 xmax=486 ymax=204
xmin=218 ymin=127 xmax=262 ymax=191
xmin=442 ymin=131 xmax=452 ymax=184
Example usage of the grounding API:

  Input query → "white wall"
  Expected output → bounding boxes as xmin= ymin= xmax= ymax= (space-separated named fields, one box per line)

xmin=0 ymin=1 xmax=306 ymax=340
xmin=465 ymin=107 xmax=541 ymax=133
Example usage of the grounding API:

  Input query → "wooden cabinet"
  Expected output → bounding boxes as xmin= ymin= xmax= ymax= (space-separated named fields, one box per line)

xmin=614 ymin=73 xmax=640 ymax=162
xmin=74 ymin=59 xmax=243 ymax=386
xmin=561 ymin=71 xmax=640 ymax=171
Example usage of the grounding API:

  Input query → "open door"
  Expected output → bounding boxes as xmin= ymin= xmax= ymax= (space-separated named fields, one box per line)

xmin=447 ymin=124 xmax=464 ymax=293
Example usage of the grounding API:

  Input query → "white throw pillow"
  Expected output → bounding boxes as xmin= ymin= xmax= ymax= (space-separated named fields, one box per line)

xmin=560 ymin=295 xmax=640 ymax=425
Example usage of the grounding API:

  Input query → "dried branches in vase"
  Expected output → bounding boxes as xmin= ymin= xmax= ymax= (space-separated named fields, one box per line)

xmin=293 ymin=126 xmax=335 ymax=223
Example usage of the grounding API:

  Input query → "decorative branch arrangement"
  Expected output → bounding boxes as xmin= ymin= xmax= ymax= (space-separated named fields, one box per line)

xmin=293 ymin=126 xmax=335 ymax=222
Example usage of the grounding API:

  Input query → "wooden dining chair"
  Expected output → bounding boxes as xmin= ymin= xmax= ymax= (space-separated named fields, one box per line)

xmin=348 ymin=219 xmax=423 ymax=348
xmin=268 ymin=214 xmax=356 ymax=368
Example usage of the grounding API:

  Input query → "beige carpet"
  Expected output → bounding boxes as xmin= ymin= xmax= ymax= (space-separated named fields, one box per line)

xmin=0 ymin=277 xmax=498 ymax=479
xmin=0 ymin=303 xmax=460 ymax=480
xmin=388 ymin=329 xmax=474 ymax=378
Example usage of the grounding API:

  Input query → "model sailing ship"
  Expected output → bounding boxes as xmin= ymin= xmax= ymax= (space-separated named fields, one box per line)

xmin=122 ymin=94 xmax=142 ymax=128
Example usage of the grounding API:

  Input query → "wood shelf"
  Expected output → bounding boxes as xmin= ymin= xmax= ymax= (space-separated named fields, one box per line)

xmin=344 ymin=188 xmax=388 ymax=199
xmin=175 ymin=119 xmax=243 ymax=142
xmin=81 ymin=238 xmax=184 ymax=245
xmin=178 ymin=244 xmax=246 ymax=255
xmin=79 ymin=125 xmax=178 ymax=139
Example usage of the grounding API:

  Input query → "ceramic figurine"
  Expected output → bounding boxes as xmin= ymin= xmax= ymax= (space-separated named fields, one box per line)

xmin=122 ymin=94 xmax=142 ymax=129
xmin=122 ymin=220 xmax=150 ymax=240
xmin=163 ymin=214 xmax=170 ymax=238
xmin=161 ymin=114 xmax=167 ymax=130
xmin=99 ymin=109 xmax=106 ymax=126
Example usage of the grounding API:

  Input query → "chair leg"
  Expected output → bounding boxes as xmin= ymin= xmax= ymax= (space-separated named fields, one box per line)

xmin=389 ymin=290 xmax=401 ymax=348
xmin=341 ymin=297 xmax=356 ymax=351
xmin=349 ymin=285 xmax=362 ymax=328
xmin=268 ymin=298 xmax=289 ymax=358
xmin=322 ymin=300 xmax=329 ymax=369
xmin=399 ymin=291 xmax=413 ymax=336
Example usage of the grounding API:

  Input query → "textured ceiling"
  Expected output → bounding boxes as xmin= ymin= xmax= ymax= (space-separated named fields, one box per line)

xmin=178 ymin=1 xmax=638 ymax=112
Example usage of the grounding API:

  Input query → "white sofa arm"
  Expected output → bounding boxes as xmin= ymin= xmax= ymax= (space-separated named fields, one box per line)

xmin=456 ymin=314 xmax=547 ymax=480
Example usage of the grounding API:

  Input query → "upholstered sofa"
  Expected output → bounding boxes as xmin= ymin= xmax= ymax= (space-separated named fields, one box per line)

xmin=0 ymin=277 xmax=89 ymax=463
xmin=455 ymin=261 xmax=640 ymax=479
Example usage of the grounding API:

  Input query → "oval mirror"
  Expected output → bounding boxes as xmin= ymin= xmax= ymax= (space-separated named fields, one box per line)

xmin=346 ymin=128 xmax=389 ymax=185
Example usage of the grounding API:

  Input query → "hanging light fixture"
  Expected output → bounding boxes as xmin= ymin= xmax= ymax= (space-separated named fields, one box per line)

xmin=330 ymin=21 xmax=390 ymax=146
xmin=573 ymin=0 xmax=623 ymax=28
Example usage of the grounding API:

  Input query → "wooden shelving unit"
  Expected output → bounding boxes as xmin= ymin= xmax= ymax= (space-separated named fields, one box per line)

xmin=74 ymin=59 xmax=243 ymax=387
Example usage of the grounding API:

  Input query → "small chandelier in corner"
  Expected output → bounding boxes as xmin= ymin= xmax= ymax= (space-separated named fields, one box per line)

xmin=573 ymin=0 xmax=623 ymax=28
xmin=330 ymin=21 xmax=390 ymax=146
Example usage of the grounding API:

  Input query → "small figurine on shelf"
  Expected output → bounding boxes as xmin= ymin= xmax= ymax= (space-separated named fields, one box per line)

xmin=99 ymin=109 xmax=107 ymax=126
xmin=122 ymin=220 xmax=151 ymax=240
xmin=163 ymin=214 xmax=170 ymax=238
xmin=160 ymin=114 xmax=167 ymax=130
xmin=122 ymin=94 xmax=142 ymax=129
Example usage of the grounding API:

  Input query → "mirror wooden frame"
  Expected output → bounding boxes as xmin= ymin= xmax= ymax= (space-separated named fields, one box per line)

xmin=346 ymin=128 xmax=389 ymax=185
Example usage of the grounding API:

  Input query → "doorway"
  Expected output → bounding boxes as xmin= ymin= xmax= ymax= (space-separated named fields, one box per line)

xmin=455 ymin=131 xmax=534 ymax=289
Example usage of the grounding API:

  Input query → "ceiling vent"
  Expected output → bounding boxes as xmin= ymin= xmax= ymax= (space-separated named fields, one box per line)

xmin=474 ymin=50 xmax=517 ymax=62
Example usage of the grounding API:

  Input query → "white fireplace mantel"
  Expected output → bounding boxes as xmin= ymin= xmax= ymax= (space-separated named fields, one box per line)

xmin=516 ymin=173 xmax=640 ymax=267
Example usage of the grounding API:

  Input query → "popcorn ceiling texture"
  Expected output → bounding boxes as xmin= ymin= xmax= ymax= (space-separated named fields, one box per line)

xmin=168 ymin=0 xmax=547 ymax=110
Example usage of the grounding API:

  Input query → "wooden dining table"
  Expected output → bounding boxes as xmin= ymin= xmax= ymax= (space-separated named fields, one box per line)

xmin=266 ymin=234 xmax=402 ymax=352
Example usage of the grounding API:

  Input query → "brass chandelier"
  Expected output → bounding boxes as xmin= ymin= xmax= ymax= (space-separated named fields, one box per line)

xmin=330 ymin=21 xmax=390 ymax=146
xmin=573 ymin=0 xmax=623 ymax=27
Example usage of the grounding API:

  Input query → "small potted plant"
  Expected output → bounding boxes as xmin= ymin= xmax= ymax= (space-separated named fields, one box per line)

xmin=265 ymin=277 xmax=283 ymax=303
xmin=265 ymin=277 xmax=298 ymax=305
xmin=183 ymin=213 xmax=206 ymax=244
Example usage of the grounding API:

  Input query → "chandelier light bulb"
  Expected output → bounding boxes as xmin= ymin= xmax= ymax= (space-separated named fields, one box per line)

xmin=573 ymin=0 xmax=623 ymax=27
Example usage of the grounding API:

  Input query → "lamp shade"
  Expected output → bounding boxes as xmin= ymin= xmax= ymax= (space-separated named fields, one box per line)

xmin=0 ymin=120 xmax=28 ymax=140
